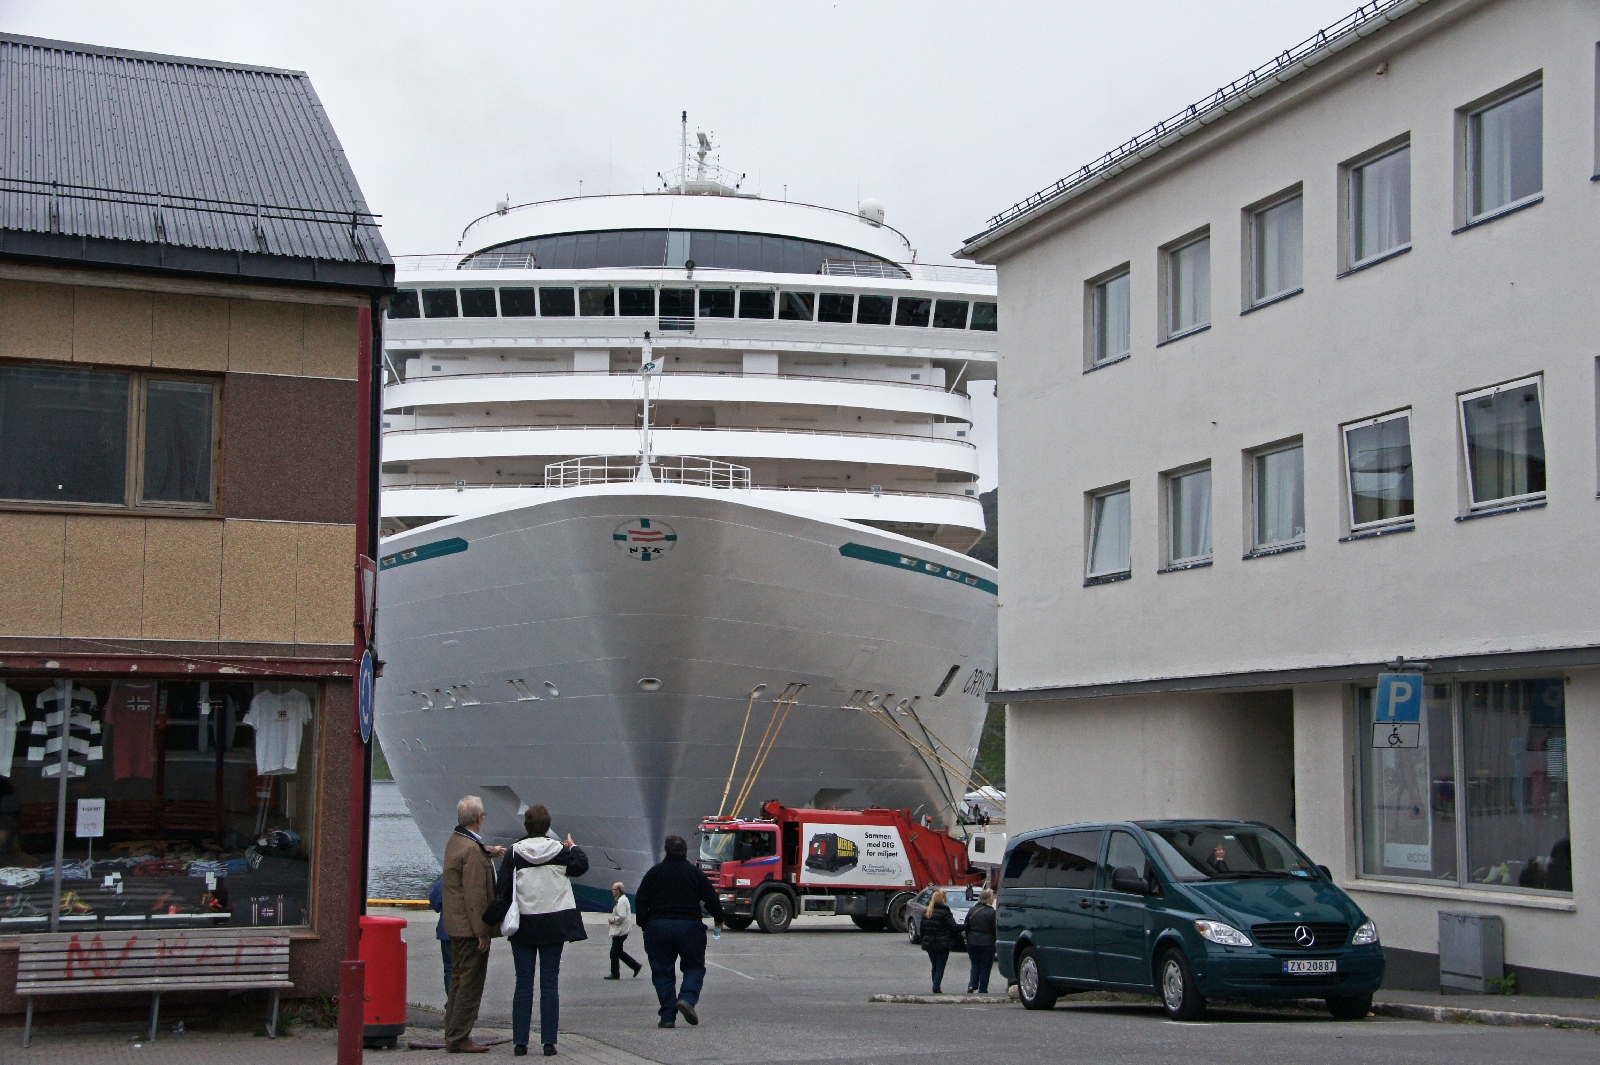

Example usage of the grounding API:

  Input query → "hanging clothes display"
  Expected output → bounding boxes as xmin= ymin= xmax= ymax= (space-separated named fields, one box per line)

xmin=104 ymin=681 xmax=159 ymax=781
xmin=0 ymin=683 xmax=24 ymax=778
xmin=197 ymin=694 xmax=239 ymax=754
xmin=243 ymin=688 xmax=313 ymax=776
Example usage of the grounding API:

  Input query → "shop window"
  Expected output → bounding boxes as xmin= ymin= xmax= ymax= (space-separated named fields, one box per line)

xmin=0 ymin=366 xmax=218 ymax=510
xmin=1359 ymin=678 xmax=1570 ymax=895
xmin=0 ymin=678 xmax=319 ymax=935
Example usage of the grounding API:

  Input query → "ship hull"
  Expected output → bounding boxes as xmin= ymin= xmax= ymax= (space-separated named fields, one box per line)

xmin=375 ymin=485 xmax=997 ymax=906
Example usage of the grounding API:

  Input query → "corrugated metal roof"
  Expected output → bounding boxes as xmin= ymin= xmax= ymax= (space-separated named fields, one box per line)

xmin=0 ymin=33 xmax=391 ymax=287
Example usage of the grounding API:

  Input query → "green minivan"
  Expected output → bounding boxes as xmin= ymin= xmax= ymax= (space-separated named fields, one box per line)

xmin=995 ymin=820 xmax=1384 ymax=1020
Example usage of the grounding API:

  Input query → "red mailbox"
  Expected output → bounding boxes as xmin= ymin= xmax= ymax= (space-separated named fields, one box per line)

xmin=360 ymin=914 xmax=409 ymax=1048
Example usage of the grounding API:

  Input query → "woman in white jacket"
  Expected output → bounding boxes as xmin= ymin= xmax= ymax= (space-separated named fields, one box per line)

xmin=493 ymin=805 xmax=588 ymax=1057
xmin=604 ymin=881 xmax=643 ymax=979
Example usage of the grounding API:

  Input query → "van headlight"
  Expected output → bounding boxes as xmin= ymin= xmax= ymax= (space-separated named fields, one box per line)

xmin=1194 ymin=920 xmax=1253 ymax=947
xmin=1352 ymin=919 xmax=1379 ymax=945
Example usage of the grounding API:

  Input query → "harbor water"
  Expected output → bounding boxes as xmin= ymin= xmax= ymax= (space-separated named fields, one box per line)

xmin=366 ymin=780 xmax=441 ymax=901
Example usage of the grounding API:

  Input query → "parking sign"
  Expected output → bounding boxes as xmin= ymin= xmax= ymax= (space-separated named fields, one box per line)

xmin=1375 ymin=673 xmax=1424 ymax=723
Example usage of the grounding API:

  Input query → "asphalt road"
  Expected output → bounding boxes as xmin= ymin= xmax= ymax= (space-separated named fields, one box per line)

xmin=386 ymin=910 xmax=1597 ymax=1065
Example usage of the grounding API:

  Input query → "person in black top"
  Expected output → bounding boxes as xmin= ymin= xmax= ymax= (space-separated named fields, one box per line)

xmin=634 ymin=835 xmax=724 ymax=1028
xmin=962 ymin=889 xmax=998 ymax=993
xmin=919 ymin=889 xmax=963 ymax=994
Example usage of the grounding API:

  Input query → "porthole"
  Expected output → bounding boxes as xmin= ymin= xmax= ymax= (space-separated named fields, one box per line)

xmin=638 ymin=678 xmax=662 ymax=692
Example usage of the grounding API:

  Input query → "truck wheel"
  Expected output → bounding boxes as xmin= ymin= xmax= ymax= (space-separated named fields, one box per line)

xmin=851 ymin=916 xmax=887 ymax=932
xmin=1016 ymin=947 xmax=1057 ymax=1010
xmin=886 ymin=892 xmax=915 ymax=934
xmin=755 ymin=892 xmax=793 ymax=934
xmin=1157 ymin=947 xmax=1207 ymax=1021
xmin=723 ymin=916 xmax=753 ymax=931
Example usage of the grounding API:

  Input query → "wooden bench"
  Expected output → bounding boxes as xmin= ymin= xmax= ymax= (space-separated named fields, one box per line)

xmin=16 ymin=928 xmax=292 ymax=1047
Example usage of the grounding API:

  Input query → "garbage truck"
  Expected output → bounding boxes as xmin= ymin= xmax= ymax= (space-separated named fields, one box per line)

xmin=698 ymin=800 xmax=982 ymax=933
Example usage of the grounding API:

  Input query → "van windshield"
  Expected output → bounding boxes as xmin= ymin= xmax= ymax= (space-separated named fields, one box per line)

xmin=1142 ymin=823 xmax=1318 ymax=882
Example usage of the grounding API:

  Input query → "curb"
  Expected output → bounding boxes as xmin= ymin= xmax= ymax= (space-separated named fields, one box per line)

xmin=1374 ymin=1002 xmax=1600 ymax=1031
xmin=870 ymin=994 xmax=1015 ymax=1005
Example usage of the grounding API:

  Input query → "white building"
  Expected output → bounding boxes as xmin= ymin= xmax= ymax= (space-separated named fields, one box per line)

xmin=960 ymin=0 xmax=1599 ymax=994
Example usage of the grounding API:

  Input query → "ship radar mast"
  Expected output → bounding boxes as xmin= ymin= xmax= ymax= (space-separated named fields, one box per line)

xmin=657 ymin=111 xmax=750 ymax=197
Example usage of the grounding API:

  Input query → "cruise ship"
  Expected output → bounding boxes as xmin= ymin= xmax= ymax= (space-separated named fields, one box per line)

xmin=374 ymin=124 xmax=999 ymax=906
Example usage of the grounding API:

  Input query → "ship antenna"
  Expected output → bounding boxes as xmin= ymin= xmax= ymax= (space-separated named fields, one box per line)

xmin=636 ymin=331 xmax=657 ymax=482
xmin=678 ymin=111 xmax=687 ymax=195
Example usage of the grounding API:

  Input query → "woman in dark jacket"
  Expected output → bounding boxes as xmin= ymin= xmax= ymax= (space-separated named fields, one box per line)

xmin=962 ymin=889 xmax=997 ymax=993
xmin=919 ymin=890 xmax=963 ymax=994
xmin=494 ymin=805 xmax=589 ymax=1057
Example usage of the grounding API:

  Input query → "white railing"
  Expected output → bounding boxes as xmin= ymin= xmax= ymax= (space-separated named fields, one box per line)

xmin=543 ymin=455 xmax=753 ymax=489
xmin=820 ymin=259 xmax=910 ymax=279
xmin=391 ymin=253 xmax=997 ymax=286
xmin=387 ymin=423 xmax=978 ymax=448
xmin=381 ymin=479 xmax=979 ymax=500
xmin=388 ymin=368 xmax=958 ymax=394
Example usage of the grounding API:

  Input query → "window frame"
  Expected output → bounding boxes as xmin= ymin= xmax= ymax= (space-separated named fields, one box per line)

xmin=1249 ymin=438 xmax=1306 ymax=552
xmin=1085 ymin=483 xmax=1133 ymax=581
xmin=1457 ymin=374 xmax=1546 ymax=511
xmin=0 ymin=365 xmax=222 ymax=514
xmin=1342 ymin=408 xmax=1416 ymax=532
xmin=1464 ymin=78 xmax=1544 ymax=224
xmin=1160 ymin=229 xmax=1211 ymax=341
xmin=1085 ymin=265 xmax=1132 ymax=369
xmin=1345 ymin=141 xmax=1412 ymax=270
xmin=1246 ymin=187 xmax=1304 ymax=307
xmin=1162 ymin=462 xmax=1214 ymax=567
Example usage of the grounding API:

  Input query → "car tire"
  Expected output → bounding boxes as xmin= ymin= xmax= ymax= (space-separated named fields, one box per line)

xmin=1325 ymin=993 xmax=1373 ymax=1020
xmin=723 ymin=916 xmax=753 ymax=931
xmin=886 ymin=892 xmax=915 ymax=934
xmin=1157 ymin=948 xmax=1207 ymax=1021
xmin=755 ymin=891 xmax=793 ymax=934
xmin=907 ymin=915 xmax=921 ymax=944
xmin=851 ymin=916 xmax=888 ymax=932
xmin=1016 ymin=947 xmax=1058 ymax=1011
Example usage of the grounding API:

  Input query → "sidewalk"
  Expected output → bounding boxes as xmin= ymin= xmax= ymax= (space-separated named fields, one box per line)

xmin=1375 ymin=989 xmax=1600 ymax=1030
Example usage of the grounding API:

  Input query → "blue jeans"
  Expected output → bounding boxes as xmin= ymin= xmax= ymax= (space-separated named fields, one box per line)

xmin=967 ymin=946 xmax=995 ymax=993
xmin=927 ymin=949 xmax=950 ymax=993
xmin=510 ymin=940 xmax=563 ymax=1048
xmin=642 ymin=920 xmax=707 ymax=1021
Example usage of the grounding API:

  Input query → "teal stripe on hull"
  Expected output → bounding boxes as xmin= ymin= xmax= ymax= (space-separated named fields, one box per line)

xmin=381 ymin=536 xmax=468 ymax=571
xmin=839 ymin=541 xmax=998 ymax=595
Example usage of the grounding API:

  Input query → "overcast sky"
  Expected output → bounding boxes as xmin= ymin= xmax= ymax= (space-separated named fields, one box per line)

xmin=5 ymin=0 xmax=1366 ymax=492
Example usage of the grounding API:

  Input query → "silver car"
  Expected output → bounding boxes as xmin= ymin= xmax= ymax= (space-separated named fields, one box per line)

xmin=906 ymin=883 xmax=981 ymax=944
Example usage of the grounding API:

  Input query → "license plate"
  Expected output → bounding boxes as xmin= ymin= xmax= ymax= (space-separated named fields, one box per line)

xmin=1283 ymin=959 xmax=1338 ymax=975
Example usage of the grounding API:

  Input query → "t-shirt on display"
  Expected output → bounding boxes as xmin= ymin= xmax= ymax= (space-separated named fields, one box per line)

xmin=244 ymin=690 xmax=313 ymax=775
xmin=105 ymin=681 xmax=159 ymax=781
xmin=0 ymin=683 xmax=24 ymax=778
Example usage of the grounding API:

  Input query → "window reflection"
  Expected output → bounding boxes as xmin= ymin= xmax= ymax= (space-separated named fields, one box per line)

xmin=856 ymin=295 xmax=892 ymax=325
xmin=618 ymin=288 xmax=655 ymax=317
xmin=699 ymin=290 xmax=735 ymax=318
xmin=464 ymin=228 xmax=908 ymax=277
xmin=817 ymin=293 xmax=854 ymax=324
xmin=933 ymin=300 xmax=969 ymax=329
xmin=738 ymin=290 xmax=775 ymax=319
xmin=895 ymin=298 xmax=931 ymax=328
xmin=578 ymin=287 xmax=615 ymax=317
xmin=500 ymin=288 xmax=538 ymax=317
xmin=539 ymin=288 xmax=576 ymax=317
xmin=460 ymin=289 xmax=497 ymax=318
xmin=779 ymin=291 xmax=814 ymax=321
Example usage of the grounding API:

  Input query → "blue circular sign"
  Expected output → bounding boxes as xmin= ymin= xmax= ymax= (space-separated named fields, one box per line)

xmin=358 ymin=649 xmax=376 ymax=745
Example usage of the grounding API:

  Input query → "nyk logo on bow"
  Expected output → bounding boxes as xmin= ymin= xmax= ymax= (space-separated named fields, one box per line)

xmin=613 ymin=518 xmax=677 ymax=561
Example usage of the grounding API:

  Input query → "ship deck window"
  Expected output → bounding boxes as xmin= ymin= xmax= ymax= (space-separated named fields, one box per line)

xmin=460 ymin=288 xmax=498 ymax=318
xmin=895 ymin=297 xmax=931 ymax=327
xmin=699 ymin=289 xmax=735 ymax=318
xmin=933 ymin=299 xmax=970 ymax=329
xmin=422 ymin=289 xmax=460 ymax=318
xmin=388 ymin=290 xmax=420 ymax=319
xmin=970 ymin=301 xmax=997 ymax=331
xmin=779 ymin=291 xmax=815 ymax=321
xmin=501 ymin=288 xmax=539 ymax=317
xmin=619 ymin=287 xmax=655 ymax=316
xmin=659 ymin=288 xmax=695 ymax=318
xmin=817 ymin=293 xmax=854 ymax=324
xmin=739 ymin=290 xmax=775 ymax=319
xmin=539 ymin=287 xmax=576 ymax=317
xmin=856 ymin=295 xmax=892 ymax=325
xmin=579 ymin=287 xmax=615 ymax=316
xmin=464 ymin=227 xmax=908 ymax=277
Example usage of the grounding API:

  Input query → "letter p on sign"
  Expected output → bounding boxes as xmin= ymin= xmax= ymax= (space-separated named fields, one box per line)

xmin=1376 ymin=673 xmax=1424 ymax=723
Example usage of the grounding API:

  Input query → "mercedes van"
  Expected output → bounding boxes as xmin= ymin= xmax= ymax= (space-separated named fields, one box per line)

xmin=995 ymin=820 xmax=1384 ymax=1020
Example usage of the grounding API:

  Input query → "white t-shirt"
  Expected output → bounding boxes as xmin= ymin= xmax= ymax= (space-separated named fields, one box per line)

xmin=0 ymin=684 xmax=23 ymax=778
xmin=243 ymin=690 xmax=313 ymax=775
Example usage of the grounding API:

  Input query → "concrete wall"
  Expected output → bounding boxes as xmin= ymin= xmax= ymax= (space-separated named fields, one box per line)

xmin=1006 ymin=691 xmax=1295 ymax=838
xmin=991 ymin=0 xmax=1600 ymax=690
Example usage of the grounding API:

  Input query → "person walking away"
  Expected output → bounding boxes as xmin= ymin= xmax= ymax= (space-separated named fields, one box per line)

xmin=442 ymin=795 xmax=505 ymax=1054
xmin=496 ymin=804 xmax=589 ymax=1057
xmin=605 ymin=882 xmax=642 ymax=979
xmin=428 ymin=874 xmax=453 ymax=994
xmin=635 ymin=835 xmax=724 ymax=1028
xmin=919 ymin=889 xmax=962 ymax=994
xmin=963 ymin=889 xmax=998 ymax=993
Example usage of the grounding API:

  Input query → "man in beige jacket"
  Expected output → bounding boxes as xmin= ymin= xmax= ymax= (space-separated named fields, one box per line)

xmin=441 ymin=795 xmax=505 ymax=1053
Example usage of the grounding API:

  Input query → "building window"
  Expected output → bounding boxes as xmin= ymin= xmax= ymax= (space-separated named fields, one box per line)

xmin=1469 ymin=82 xmax=1542 ymax=219
xmin=1252 ymin=442 xmax=1304 ymax=550
xmin=0 ymin=366 xmax=218 ymax=510
xmin=1086 ymin=485 xmax=1132 ymax=579
xmin=1359 ymin=678 xmax=1570 ymax=895
xmin=1166 ymin=465 xmax=1212 ymax=565
xmin=1251 ymin=193 xmax=1303 ymax=304
xmin=1343 ymin=410 xmax=1414 ymax=529
xmin=1459 ymin=376 xmax=1544 ymax=509
xmin=1164 ymin=234 xmax=1210 ymax=338
xmin=1089 ymin=269 xmax=1131 ymax=366
xmin=1351 ymin=145 xmax=1411 ymax=265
